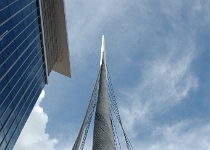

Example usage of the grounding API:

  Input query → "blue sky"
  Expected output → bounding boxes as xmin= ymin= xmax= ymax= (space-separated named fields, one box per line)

xmin=14 ymin=0 xmax=210 ymax=149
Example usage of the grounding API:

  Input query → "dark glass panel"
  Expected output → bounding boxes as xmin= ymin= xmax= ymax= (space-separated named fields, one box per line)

xmin=11 ymin=11 xmax=22 ymax=26
xmin=20 ymin=0 xmax=31 ymax=7
xmin=5 ymin=121 xmax=17 ymax=144
xmin=33 ymin=25 xmax=40 ymax=35
xmin=12 ymin=88 xmax=23 ymax=108
xmin=3 ymin=112 xmax=15 ymax=142
xmin=16 ymin=40 xmax=27 ymax=56
xmin=6 ymin=56 xmax=19 ymax=79
xmin=0 ymin=83 xmax=10 ymax=104
xmin=26 ymin=31 xmax=35 ymax=45
xmin=0 ymin=76 xmax=8 ymax=92
xmin=11 ymin=78 xmax=19 ymax=98
xmin=0 ymin=64 xmax=6 ymax=79
xmin=25 ymin=21 xmax=34 ymax=36
xmin=32 ymin=8 xmax=38 ymax=19
xmin=15 ymin=98 xmax=25 ymax=121
xmin=0 ymin=88 xmax=11 ymax=118
xmin=0 ymin=101 xmax=13 ymax=125
xmin=31 ymin=1 xmax=37 ymax=10
xmin=13 ymin=22 xmax=24 ymax=38
xmin=0 ymin=7 xmax=10 ymax=24
xmin=2 ymin=42 xmax=16 ymax=61
xmin=0 ymin=31 xmax=14 ymax=50
xmin=0 ymin=1 xmax=8 ymax=10
xmin=4 ymin=52 xmax=17 ymax=72
xmin=23 ymin=13 xmax=33 ymax=28
xmin=8 ymin=1 xmax=21 ymax=16
xmin=0 ymin=20 xmax=12 ymax=36
xmin=0 ymin=52 xmax=4 ymax=63
xmin=15 ymin=31 xmax=25 ymax=49
xmin=22 ymin=3 xmax=32 ymax=18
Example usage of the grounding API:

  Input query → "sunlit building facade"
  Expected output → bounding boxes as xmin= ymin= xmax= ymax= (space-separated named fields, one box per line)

xmin=0 ymin=0 xmax=70 ymax=149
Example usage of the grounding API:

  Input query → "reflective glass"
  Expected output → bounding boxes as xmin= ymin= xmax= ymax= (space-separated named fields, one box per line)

xmin=20 ymin=0 xmax=31 ymax=7
xmin=0 ymin=7 xmax=10 ymax=24
xmin=6 ymin=58 xmax=19 ymax=79
xmin=1 ymin=83 xmax=10 ymax=103
xmin=0 ymin=103 xmax=13 ymax=124
xmin=13 ymin=22 xmax=24 ymax=38
xmin=0 ymin=76 xmax=8 ymax=92
xmin=0 ymin=1 xmax=8 ymax=10
xmin=1 ymin=31 xmax=15 ymax=50
xmin=15 ymin=31 xmax=25 ymax=48
xmin=11 ymin=12 xmax=23 ymax=26
xmin=0 ymin=20 xmax=12 ymax=36
xmin=0 ymin=64 xmax=6 ymax=79
xmin=8 ymin=1 xmax=21 ymax=16
xmin=16 ymin=41 xmax=27 ymax=56
xmin=22 ymin=4 xmax=32 ymax=18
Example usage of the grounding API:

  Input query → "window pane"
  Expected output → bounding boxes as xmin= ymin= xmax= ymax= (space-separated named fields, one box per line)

xmin=0 ymin=31 xmax=14 ymax=50
xmin=9 ymin=1 xmax=21 ymax=16
xmin=0 ymin=7 xmax=10 ymax=24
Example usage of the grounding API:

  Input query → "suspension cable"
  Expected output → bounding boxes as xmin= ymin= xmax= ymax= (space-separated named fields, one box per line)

xmin=107 ymin=65 xmax=134 ymax=150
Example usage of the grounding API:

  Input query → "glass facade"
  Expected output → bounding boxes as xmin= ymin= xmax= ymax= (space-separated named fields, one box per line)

xmin=0 ymin=0 xmax=46 ymax=149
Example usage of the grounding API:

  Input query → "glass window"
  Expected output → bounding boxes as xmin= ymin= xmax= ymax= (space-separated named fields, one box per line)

xmin=9 ymin=1 xmax=22 ymax=16
xmin=13 ymin=22 xmax=24 ymax=38
xmin=0 ymin=31 xmax=15 ymax=50
xmin=3 ymin=113 xmax=15 ymax=138
xmin=11 ymin=12 xmax=23 ymax=27
xmin=0 ymin=20 xmax=12 ymax=36
xmin=15 ymin=99 xmax=25 ymax=120
xmin=4 ymin=52 xmax=17 ymax=71
xmin=26 ymin=31 xmax=35 ymax=45
xmin=5 ymin=122 xmax=17 ymax=143
xmin=22 ymin=4 xmax=32 ymax=18
xmin=23 ymin=13 xmax=33 ymax=28
xmin=32 ymin=9 xmax=38 ymax=19
xmin=20 ymin=0 xmax=31 ymax=7
xmin=8 ymin=128 xmax=20 ymax=150
xmin=10 ymin=85 xmax=19 ymax=100
xmin=1 ymin=83 xmax=10 ymax=101
xmin=2 ymin=42 xmax=15 ymax=61
xmin=0 ymin=7 xmax=10 ymax=24
xmin=0 ymin=140 xmax=7 ymax=150
xmin=12 ymin=89 xmax=23 ymax=106
xmin=0 ymin=88 xmax=11 ymax=116
xmin=0 ymin=103 xmax=13 ymax=125
xmin=0 ymin=64 xmax=6 ymax=79
xmin=31 ymin=1 xmax=37 ymax=10
xmin=0 ymin=1 xmax=8 ymax=10
xmin=0 ymin=76 xmax=8 ymax=92
xmin=6 ymin=55 xmax=19 ymax=78
xmin=33 ymin=25 xmax=40 ymax=35
xmin=15 ymin=32 xmax=25 ymax=48
xmin=16 ymin=41 xmax=27 ymax=56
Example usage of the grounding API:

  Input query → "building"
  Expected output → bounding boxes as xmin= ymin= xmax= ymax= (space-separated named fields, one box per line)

xmin=0 ymin=0 xmax=71 ymax=149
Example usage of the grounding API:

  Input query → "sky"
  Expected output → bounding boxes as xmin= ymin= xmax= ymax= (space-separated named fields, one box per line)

xmin=13 ymin=0 xmax=210 ymax=149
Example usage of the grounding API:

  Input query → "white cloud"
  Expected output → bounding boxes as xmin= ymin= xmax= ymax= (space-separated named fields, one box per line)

xmin=13 ymin=90 xmax=58 ymax=150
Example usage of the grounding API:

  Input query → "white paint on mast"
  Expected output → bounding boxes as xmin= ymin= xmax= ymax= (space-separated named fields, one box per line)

xmin=100 ymin=35 xmax=106 ymax=66
xmin=100 ymin=35 xmax=108 ymax=82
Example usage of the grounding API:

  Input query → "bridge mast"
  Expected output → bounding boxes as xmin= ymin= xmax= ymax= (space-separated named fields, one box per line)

xmin=92 ymin=35 xmax=115 ymax=150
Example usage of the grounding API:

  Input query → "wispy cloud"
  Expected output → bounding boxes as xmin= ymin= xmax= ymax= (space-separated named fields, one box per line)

xmin=146 ymin=120 xmax=210 ymax=150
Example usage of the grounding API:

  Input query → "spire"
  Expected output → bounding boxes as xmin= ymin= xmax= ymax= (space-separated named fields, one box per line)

xmin=100 ymin=35 xmax=106 ymax=67
xmin=92 ymin=35 xmax=115 ymax=150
